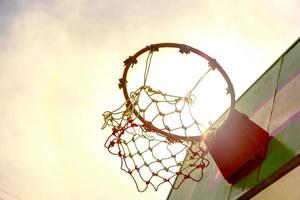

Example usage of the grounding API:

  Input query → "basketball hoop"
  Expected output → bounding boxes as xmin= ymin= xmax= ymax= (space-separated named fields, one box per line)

xmin=102 ymin=43 xmax=235 ymax=191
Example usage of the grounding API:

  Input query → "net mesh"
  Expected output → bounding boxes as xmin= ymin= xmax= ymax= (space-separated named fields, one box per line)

xmin=102 ymin=86 xmax=210 ymax=191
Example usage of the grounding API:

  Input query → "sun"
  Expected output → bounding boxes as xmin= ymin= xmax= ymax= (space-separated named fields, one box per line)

xmin=102 ymin=43 xmax=236 ymax=192
xmin=125 ymin=43 xmax=233 ymax=137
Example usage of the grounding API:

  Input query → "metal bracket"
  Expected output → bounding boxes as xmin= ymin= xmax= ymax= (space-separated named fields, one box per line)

xmin=179 ymin=44 xmax=190 ymax=54
xmin=123 ymin=56 xmax=137 ymax=66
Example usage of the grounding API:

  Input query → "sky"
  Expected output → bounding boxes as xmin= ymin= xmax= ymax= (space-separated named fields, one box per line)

xmin=0 ymin=0 xmax=299 ymax=199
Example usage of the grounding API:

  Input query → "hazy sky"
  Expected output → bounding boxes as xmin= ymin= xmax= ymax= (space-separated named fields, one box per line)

xmin=0 ymin=0 xmax=299 ymax=200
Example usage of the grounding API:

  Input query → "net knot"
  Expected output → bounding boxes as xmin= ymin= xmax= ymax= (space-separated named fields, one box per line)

xmin=197 ymin=163 xmax=206 ymax=169
xmin=152 ymin=172 xmax=158 ymax=176
xmin=112 ymin=127 xmax=118 ymax=135
xmin=108 ymin=141 xmax=115 ymax=148
xmin=184 ymin=174 xmax=191 ymax=179
xmin=128 ymin=118 xmax=138 ymax=127
xmin=184 ymin=94 xmax=196 ymax=104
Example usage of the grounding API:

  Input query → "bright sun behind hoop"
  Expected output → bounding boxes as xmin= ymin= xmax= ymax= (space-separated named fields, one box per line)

xmin=120 ymin=43 xmax=235 ymax=142
xmin=102 ymin=43 xmax=236 ymax=192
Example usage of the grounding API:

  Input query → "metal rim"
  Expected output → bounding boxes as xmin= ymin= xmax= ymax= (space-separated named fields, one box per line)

xmin=119 ymin=43 xmax=235 ymax=142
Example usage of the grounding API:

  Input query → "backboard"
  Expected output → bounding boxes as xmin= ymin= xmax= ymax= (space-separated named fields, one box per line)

xmin=167 ymin=37 xmax=300 ymax=200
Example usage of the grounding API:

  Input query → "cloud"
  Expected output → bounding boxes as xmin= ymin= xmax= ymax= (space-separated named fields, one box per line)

xmin=0 ymin=0 xmax=299 ymax=199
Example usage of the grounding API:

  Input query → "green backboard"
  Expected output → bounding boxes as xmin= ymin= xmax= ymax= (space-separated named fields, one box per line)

xmin=168 ymin=38 xmax=300 ymax=200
